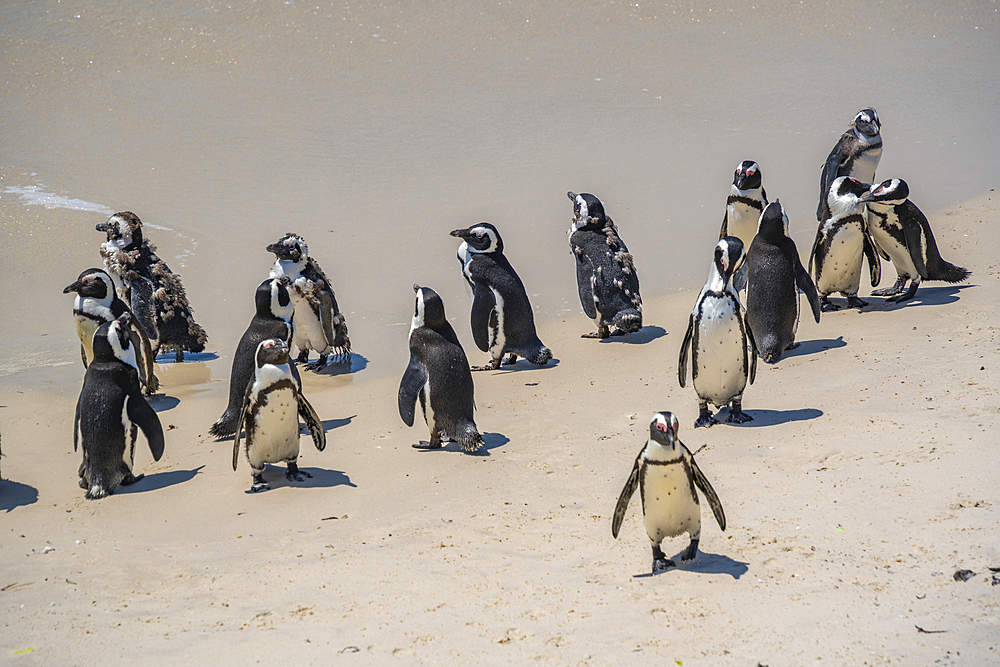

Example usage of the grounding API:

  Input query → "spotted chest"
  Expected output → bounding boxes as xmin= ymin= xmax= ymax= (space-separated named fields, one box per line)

xmin=640 ymin=459 xmax=700 ymax=543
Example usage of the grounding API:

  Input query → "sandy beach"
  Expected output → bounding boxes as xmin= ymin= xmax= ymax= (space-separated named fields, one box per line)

xmin=2 ymin=1 xmax=999 ymax=665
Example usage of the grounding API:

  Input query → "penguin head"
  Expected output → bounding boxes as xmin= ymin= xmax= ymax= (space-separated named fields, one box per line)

xmin=714 ymin=236 xmax=746 ymax=283
xmin=649 ymin=412 xmax=681 ymax=449
xmin=756 ymin=201 xmax=789 ymax=243
xmin=267 ymin=233 xmax=308 ymax=262
xmin=450 ymin=223 xmax=503 ymax=254
xmin=64 ymin=268 xmax=114 ymax=300
xmin=412 ymin=284 xmax=448 ymax=330
xmin=567 ymin=192 xmax=606 ymax=228
xmin=255 ymin=338 xmax=290 ymax=367
xmin=256 ymin=277 xmax=293 ymax=322
xmin=826 ymin=177 xmax=874 ymax=218
xmin=92 ymin=314 xmax=134 ymax=365
xmin=732 ymin=161 xmax=763 ymax=191
xmin=869 ymin=178 xmax=909 ymax=206
xmin=852 ymin=108 xmax=881 ymax=137
xmin=96 ymin=211 xmax=143 ymax=248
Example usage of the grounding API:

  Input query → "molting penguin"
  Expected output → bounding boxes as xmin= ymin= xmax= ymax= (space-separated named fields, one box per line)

xmin=74 ymin=314 xmax=165 ymax=500
xmin=97 ymin=211 xmax=208 ymax=361
xmin=719 ymin=161 xmax=768 ymax=292
xmin=64 ymin=268 xmax=159 ymax=394
xmin=566 ymin=192 xmax=643 ymax=339
xmin=233 ymin=338 xmax=326 ymax=492
xmin=612 ymin=412 xmax=726 ymax=572
xmin=267 ymin=233 xmax=351 ymax=369
xmin=678 ymin=237 xmax=757 ymax=428
xmin=398 ymin=285 xmax=484 ymax=452
xmin=817 ymin=108 xmax=882 ymax=222
xmin=745 ymin=202 xmax=822 ymax=363
xmin=866 ymin=179 xmax=971 ymax=302
xmin=809 ymin=177 xmax=881 ymax=311
xmin=210 ymin=277 xmax=295 ymax=438
xmin=450 ymin=223 xmax=552 ymax=370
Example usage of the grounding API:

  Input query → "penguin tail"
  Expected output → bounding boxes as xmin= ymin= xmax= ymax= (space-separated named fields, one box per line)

xmin=85 ymin=472 xmax=113 ymax=500
xmin=611 ymin=311 xmax=642 ymax=334
xmin=209 ymin=411 xmax=238 ymax=438
xmin=929 ymin=260 xmax=971 ymax=284
xmin=527 ymin=344 xmax=553 ymax=366
xmin=456 ymin=421 xmax=485 ymax=453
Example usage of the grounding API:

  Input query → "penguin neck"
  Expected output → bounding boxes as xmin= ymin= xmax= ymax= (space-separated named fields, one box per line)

xmin=704 ymin=265 xmax=732 ymax=294
xmin=644 ymin=439 xmax=683 ymax=463
xmin=730 ymin=183 xmax=762 ymax=201
xmin=853 ymin=128 xmax=881 ymax=146
xmin=272 ymin=257 xmax=306 ymax=280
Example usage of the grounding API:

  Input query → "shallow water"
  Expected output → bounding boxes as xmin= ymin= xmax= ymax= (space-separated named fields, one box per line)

xmin=1 ymin=0 xmax=997 ymax=386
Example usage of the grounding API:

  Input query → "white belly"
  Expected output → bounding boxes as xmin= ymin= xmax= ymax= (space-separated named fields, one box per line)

xmin=489 ymin=288 xmax=506 ymax=357
xmin=247 ymin=388 xmax=301 ymax=469
xmin=867 ymin=213 xmax=918 ymax=278
xmin=816 ymin=223 xmax=864 ymax=295
xmin=642 ymin=464 xmax=700 ymax=543
xmin=850 ymin=146 xmax=881 ymax=184
xmin=291 ymin=296 xmax=330 ymax=355
xmin=726 ymin=203 xmax=759 ymax=250
xmin=693 ymin=297 xmax=747 ymax=406
xmin=74 ymin=315 xmax=100 ymax=365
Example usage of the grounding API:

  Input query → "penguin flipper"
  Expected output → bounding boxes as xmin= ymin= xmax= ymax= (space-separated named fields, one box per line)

xmin=573 ymin=250 xmax=598 ymax=319
xmin=398 ymin=354 xmax=428 ymax=427
xmin=718 ymin=212 xmax=729 ymax=242
xmin=795 ymin=261 xmax=822 ymax=324
xmin=126 ymin=389 xmax=165 ymax=462
xmin=233 ymin=385 xmax=253 ymax=471
xmin=863 ymin=230 xmax=882 ymax=287
xmin=129 ymin=277 xmax=160 ymax=348
xmin=611 ymin=446 xmax=644 ymax=539
xmin=743 ymin=313 xmax=757 ymax=385
xmin=677 ymin=314 xmax=695 ymax=388
xmin=74 ymin=393 xmax=82 ymax=452
xmin=126 ymin=316 xmax=159 ymax=394
xmin=818 ymin=134 xmax=851 ymax=220
xmin=807 ymin=229 xmax=821 ymax=278
xmin=901 ymin=216 xmax=929 ymax=278
xmin=297 ymin=393 xmax=326 ymax=452
xmin=470 ymin=283 xmax=496 ymax=353
xmin=685 ymin=445 xmax=726 ymax=531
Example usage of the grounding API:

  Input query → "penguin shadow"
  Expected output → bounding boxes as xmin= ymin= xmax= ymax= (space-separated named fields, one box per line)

xmin=781 ymin=336 xmax=846 ymax=359
xmin=412 ymin=432 xmax=510 ymax=456
xmin=0 ymin=478 xmax=39 ymax=512
xmin=249 ymin=467 xmax=356 ymax=492
xmin=147 ymin=395 xmax=181 ymax=412
xmin=721 ymin=406 xmax=823 ymax=428
xmin=633 ymin=551 xmax=749 ymax=580
xmin=155 ymin=351 xmax=219 ymax=364
xmin=868 ymin=283 xmax=973 ymax=310
xmin=318 ymin=415 xmax=356 ymax=432
xmin=492 ymin=358 xmax=560 ymax=374
xmin=117 ymin=466 xmax=205 ymax=495
xmin=309 ymin=352 xmax=368 ymax=376
xmin=597 ymin=325 xmax=666 ymax=345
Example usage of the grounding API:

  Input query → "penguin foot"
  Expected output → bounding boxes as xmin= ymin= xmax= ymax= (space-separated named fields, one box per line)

xmin=174 ymin=350 xmax=185 ymax=362
xmin=250 ymin=474 xmax=271 ymax=493
xmin=502 ymin=354 xmax=518 ymax=366
xmin=305 ymin=355 xmax=329 ymax=371
xmin=871 ymin=277 xmax=908 ymax=297
xmin=652 ymin=558 xmax=676 ymax=572
xmin=120 ymin=472 xmax=145 ymax=486
xmin=609 ymin=328 xmax=628 ymax=337
xmin=681 ymin=538 xmax=700 ymax=562
xmin=285 ymin=463 xmax=312 ymax=482
xmin=694 ymin=414 xmax=719 ymax=428
xmin=887 ymin=282 xmax=919 ymax=303
xmin=581 ymin=331 xmax=608 ymax=339
xmin=820 ymin=297 xmax=841 ymax=312
xmin=726 ymin=408 xmax=753 ymax=424
xmin=412 ymin=440 xmax=445 ymax=450
xmin=296 ymin=350 xmax=310 ymax=364
xmin=846 ymin=295 xmax=869 ymax=309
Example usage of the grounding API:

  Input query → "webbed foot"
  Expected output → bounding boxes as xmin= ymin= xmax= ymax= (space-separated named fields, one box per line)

xmin=846 ymin=295 xmax=869 ymax=309
xmin=472 ymin=358 xmax=503 ymax=371
xmin=296 ymin=350 xmax=310 ymax=364
xmin=652 ymin=558 xmax=676 ymax=572
xmin=581 ymin=331 xmax=607 ymax=339
xmin=694 ymin=405 xmax=718 ymax=428
xmin=250 ymin=473 xmax=270 ymax=493
xmin=887 ymin=282 xmax=919 ymax=303
xmin=501 ymin=354 xmax=518 ymax=365
xmin=174 ymin=350 xmax=185 ymax=362
xmin=412 ymin=440 xmax=445 ymax=450
xmin=820 ymin=296 xmax=840 ymax=312
xmin=285 ymin=462 xmax=312 ymax=482
xmin=726 ymin=404 xmax=753 ymax=424
xmin=305 ymin=355 xmax=328 ymax=371
xmin=871 ymin=277 xmax=907 ymax=297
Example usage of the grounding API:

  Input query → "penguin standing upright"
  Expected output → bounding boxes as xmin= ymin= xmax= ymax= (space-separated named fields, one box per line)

xmin=450 ymin=223 xmax=552 ymax=371
xmin=719 ymin=160 xmax=767 ymax=292
xmin=817 ymin=108 xmax=882 ymax=222
xmin=209 ymin=277 xmax=295 ymax=438
xmin=74 ymin=314 xmax=165 ymax=500
xmin=233 ymin=338 xmax=326 ymax=492
xmin=612 ymin=412 xmax=726 ymax=572
xmin=745 ymin=202 xmax=822 ymax=363
xmin=565 ymin=192 xmax=643 ymax=339
xmin=866 ymin=179 xmax=971 ymax=302
xmin=64 ymin=268 xmax=159 ymax=394
xmin=97 ymin=211 xmax=208 ymax=361
xmin=267 ymin=233 xmax=351 ymax=369
xmin=398 ymin=285 xmax=484 ymax=452
xmin=678 ymin=237 xmax=757 ymax=428
xmin=809 ymin=177 xmax=881 ymax=311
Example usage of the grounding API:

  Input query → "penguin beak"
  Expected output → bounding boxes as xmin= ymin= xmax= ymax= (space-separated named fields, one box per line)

xmin=858 ymin=190 xmax=875 ymax=203
xmin=63 ymin=280 xmax=83 ymax=294
xmin=413 ymin=284 xmax=421 ymax=293
xmin=450 ymin=229 xmax=467 ymax=240
xmin=566 ymin=191 xmax=578 ymax=202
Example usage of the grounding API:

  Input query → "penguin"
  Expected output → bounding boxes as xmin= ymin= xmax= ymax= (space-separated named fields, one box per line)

xmin=866 ymin=179 xmax=971 ymax=302
xmin=209 ymin=277 xmax=295 ymax=438
xmin=678 ymin=237 xmax=757 ymax=428
xmin=63 ymin=268 xmax=160 ymax=394
xmin=450 ymin=223 xmax=552 ymax=370
xmin=612 ymin=411 xmax=726 ymax=572
xmin=745 ymin=202 xmax=822 ymax=364
xmin=97 ymin=211 xmax=208 ymax=361
xmin=267 ymin=233 xmax=351 ymax=369
xmin=817 ymin=108 xmax=882 ymax=222
xmin=808 ymin=176 xmax=881 ymax=311
xmin=719 ymin=161 xmax=768 ymax=292
xmin=565 ymin=192 xmax=643 ymax=339
xmin=398 ymin=285 xmax=484 ymax=452
xmin=232 ymin=338 xmax=326 ymax=492
xmin=73 ymin=314 xmax=165 ymax=500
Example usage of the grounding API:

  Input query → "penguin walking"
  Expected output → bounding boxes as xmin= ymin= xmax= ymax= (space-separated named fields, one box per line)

xmin=64 ymin=268 xmax=159 ymax=394
xmin=612 ymin=412 xmax=726 ymax=572
xmin=97 ymin=211 xmax=208 ymax=361
xmin=74 ymin=314 xmax=165 ymax=499
xmin=398 ymin=285 xmax=484 ymax=452
xmin=450 ymin=223 xmax=552 ymax=371
xmin=565 ymin=192 xmax=643 ymax=339
xmin=267 ymin=233 xmax=351 ymax=369
xmin=719 ymin=161 xmax=768 ymax=293
xmin=745 ymin=202 xmax=822 ymax=363
xmin=809 ymin=177 xmax=881 ymax=311
xmin=233 ymin=338 xmax=326 ymax=492
xmin=210 ymin=278 xmax=295 ymax=438
xmin=866 ymin=179 xmax=971 ymax=302
xmin=678 ymin=237 xmax=757 ymax=428
xmin=817 ymin=108 xmax=882 ymax=222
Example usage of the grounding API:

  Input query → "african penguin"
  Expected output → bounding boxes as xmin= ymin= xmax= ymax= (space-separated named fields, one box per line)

xmin=210 ymin=277 xmax=296 ymax=438
xmin=450 ymin=223 xmax=552 ymax=370
xmin=678 ymin=236 xmax=757 ymax=428
xmin=745 ymin=202 xmax=822 ymax=364
xmin=267 ymin=233 xmax=351 ymax=369
xmin=808 ymin=176 xmax=881 ymax=311
xmin=233 ymin=338 xmax=326 ymax=493
xmin=73 ymin=314 xmax=165 ymax=500
xmin=64 ymin=268 xmax=159 ymax=394
xmin=866 ymin=179 xmax=971 ymax=302
xmin=817 ymin=108 xmax=882 ymax=222
xmin=719 ymin=161 xmax=768 ymax=292
xmin=398 ymin=285 xmax=484 ymax=452
xmin=566 ymin=192 xmax=643 ymax=339
xmin=97 ymin=211 xmax=208 ymax=361
xmin=612 ymin=412 xmax=726 ymax=572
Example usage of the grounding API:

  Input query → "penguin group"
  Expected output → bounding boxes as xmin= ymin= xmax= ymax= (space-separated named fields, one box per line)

xmin=57 ymin=107 xmax=972 ymax=576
